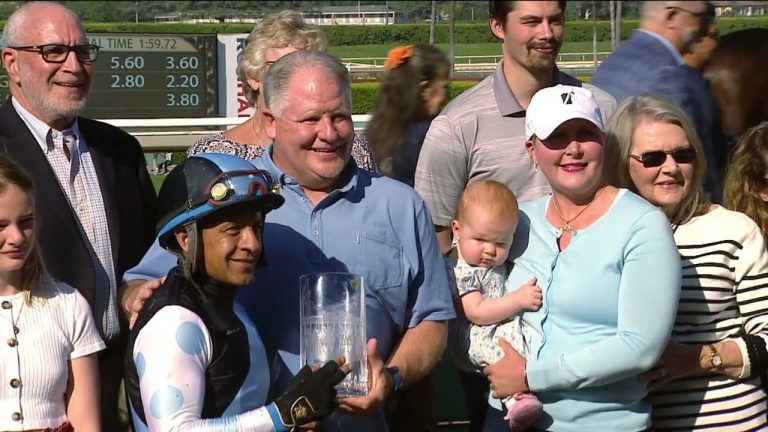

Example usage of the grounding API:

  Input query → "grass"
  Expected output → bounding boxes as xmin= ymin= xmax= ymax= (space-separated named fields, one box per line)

xmin=329 ymin=41 xmax=612 ymax=62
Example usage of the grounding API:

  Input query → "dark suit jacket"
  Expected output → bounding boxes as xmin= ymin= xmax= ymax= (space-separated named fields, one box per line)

xmin=593 ymin=30 xmax=726 ymax=202
xmin=0 ymin=101 xmax=157 ymax=328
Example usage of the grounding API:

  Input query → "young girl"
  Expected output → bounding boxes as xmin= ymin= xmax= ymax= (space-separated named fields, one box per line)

xmin=446 ymin=180 xmax=543 ymax=430
xmin=365 ymin=43 xmax=450 ymax=186
xmin=0 ymin=156 xmax=104 ymax=431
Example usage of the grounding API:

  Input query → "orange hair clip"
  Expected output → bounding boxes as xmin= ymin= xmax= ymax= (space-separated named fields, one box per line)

xmin=383 ymin=45 xmax=414 ymax=70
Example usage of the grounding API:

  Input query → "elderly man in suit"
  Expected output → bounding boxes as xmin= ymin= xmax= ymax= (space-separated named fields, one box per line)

xmin=593 ymin=1 xmax=726 ymax=201
xmin=0 ymin=2 xmax=157 ymax=431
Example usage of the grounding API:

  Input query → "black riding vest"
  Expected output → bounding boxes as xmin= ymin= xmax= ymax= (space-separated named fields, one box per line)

xmin=124 ymin=267 xmax=251 ymax=423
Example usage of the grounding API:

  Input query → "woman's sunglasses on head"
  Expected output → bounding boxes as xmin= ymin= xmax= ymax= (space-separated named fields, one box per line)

xmin=629 ymin=148 xmax=696 ymax=168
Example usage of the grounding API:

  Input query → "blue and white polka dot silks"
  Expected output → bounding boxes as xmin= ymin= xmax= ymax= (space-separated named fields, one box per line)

xmin=129 ymin=304 xmax=279 ymax=431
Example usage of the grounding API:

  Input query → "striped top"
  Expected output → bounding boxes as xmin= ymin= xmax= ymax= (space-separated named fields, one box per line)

xmin=649 ymin=205 xmax=768 ymax=431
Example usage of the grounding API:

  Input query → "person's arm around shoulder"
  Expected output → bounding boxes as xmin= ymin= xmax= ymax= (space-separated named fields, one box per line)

xmin=415 ymin=114 xmax=469 ymax=254
xmin=119 ymin=238 xmax=176 ymax=327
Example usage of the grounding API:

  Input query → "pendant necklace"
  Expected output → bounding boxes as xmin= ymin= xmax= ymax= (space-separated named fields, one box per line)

xmin=551 ymin=187 xmax=604 ymax=234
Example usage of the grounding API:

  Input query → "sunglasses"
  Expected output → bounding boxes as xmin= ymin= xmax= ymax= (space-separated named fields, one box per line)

xmin=629 ymin=148 xmax=696 ymax=168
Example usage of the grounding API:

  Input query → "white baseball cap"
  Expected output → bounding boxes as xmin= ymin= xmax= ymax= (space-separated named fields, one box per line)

xmin=525 ymin=84 xmax=604 ymax=140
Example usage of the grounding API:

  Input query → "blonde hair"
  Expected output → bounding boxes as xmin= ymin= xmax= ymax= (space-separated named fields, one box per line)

xmin=0 ymin=157 xmax=52 ymax=305
xmin=723 ymin=122 xmax=768 ymax=242
xmin=237 ymin=10 xmax=327 ymax=107
xmin=603 ymin=94 xmax=710 ymax=224
xmin=457 ymin=180 xmax=519 ymax=225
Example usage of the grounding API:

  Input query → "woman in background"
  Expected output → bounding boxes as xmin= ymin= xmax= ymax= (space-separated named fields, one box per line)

xmin=604 ymin=95 xmax=768 ymax=431
xmin=723 ymin=121 xmax=768 ymax=241
xmin=0 ymin=156 xmax=104 ymax=431
xmin=364 ymin=43 xmax=450 ymax=186
xmin=187 ymin=10 xmax=379 ymax=172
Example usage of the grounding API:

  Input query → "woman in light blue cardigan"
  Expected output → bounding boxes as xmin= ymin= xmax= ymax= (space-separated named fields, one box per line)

xmin=481 ymin=85 xmax=681 ymax=432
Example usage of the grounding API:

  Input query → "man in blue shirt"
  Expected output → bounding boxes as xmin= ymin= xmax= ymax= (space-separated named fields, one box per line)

xmin=120 ymin=50 xmax=455 ymax=432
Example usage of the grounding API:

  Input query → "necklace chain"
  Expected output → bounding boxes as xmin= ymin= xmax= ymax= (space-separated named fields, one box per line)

xmin=551 ymin=188 xmax=604 ymax=234
xmin=1 ymin=298 xmax=24 ymax=335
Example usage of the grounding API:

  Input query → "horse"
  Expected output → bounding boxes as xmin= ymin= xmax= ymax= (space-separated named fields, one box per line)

xmin=704 ymin=28 xmax=768 ymax=137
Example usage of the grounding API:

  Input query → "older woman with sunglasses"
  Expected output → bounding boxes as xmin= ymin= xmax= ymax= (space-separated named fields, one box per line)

xmin=604 ymin=94 xmax=768 ymax=431
xmin=483 ymin=85 xmax=680 ymax=432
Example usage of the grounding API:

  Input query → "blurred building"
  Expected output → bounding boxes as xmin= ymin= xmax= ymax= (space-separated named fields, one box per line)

xmin=712 ymin=1 xmax=767 ymax=16
xmin=302 ymin=5 xmax=401 ymax=25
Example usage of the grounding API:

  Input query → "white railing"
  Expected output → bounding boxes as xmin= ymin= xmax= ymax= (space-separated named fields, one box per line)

xmin=342 ymin=52 xmax=610 ymax=68
xmin=104 ymin=115 xmax=373 ymax=153
xmin=105 ymin=53 xmax=608 ymax=153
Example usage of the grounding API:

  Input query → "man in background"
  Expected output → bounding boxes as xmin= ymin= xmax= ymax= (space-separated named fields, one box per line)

xmin=593 ymin=1 xmax=725 ymax=200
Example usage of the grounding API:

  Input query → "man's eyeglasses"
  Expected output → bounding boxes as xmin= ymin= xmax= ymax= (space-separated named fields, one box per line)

xmin=629 ymin=148 xmax=697 ymax=168
xmin=9 ymin=44 xmax=99 ymax=63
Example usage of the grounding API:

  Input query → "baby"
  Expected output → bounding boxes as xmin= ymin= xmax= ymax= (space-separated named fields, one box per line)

xmin=445 ymin=180 xmax=543 ymax=430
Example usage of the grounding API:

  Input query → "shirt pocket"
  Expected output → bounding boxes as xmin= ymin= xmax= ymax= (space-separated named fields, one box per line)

xmin=357 ymin=231 xmax=403 ymax=292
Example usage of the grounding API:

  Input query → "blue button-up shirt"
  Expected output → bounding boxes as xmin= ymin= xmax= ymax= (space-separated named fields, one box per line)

xmin=124 ymin=147 xmax=455 ymax=431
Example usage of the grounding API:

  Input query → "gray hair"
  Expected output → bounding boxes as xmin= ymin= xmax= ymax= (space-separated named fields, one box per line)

xmin=236 ymin=10 xmax=327 ymax=107
xmin=3 ymin=2 xmax=83 ymax=47
xmin=262 ymin=50 xmax=351 ymax=117
xmin=603 ymin=94 xmax=710 ymax=224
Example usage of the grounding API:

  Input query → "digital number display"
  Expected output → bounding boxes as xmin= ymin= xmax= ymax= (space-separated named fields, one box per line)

xmin=0 ymin=33 xmax=217 ymax=119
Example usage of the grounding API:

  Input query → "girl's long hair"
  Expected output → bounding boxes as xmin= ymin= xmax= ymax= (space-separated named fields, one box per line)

xmin=723 ymin=122 xmax=768 ymax=242
xmin=0 ymin=156 xmax=52 ymax=304
xmin=365 ymin=43 xmax=450 ymax=165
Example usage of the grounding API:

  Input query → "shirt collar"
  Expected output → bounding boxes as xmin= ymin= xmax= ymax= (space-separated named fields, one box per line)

xmin=12 ymin=96 xmax=82 ymax=152
xmin=492 ymin=62 xmax=525 ymax=116
xmin=636 ymin=29 xmax=685 ymax=65
xmin=492 ymin=62 xmax=580 ymax=116
xmin=259 ymin=144 xmax=359 ymax=195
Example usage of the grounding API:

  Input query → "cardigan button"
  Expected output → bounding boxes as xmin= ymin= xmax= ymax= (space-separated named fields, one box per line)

xmin=7 ymin=337 xmax=17 ymax=347
xmin=9 ymin=378 xmax=21 ymax=388
xmin=1 ymin=301 xmax=10 ymax=309
xmin=11 ymin=411 xmax=22 ymax=421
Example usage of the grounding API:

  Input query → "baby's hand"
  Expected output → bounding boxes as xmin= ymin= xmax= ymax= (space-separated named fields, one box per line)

xmin=514 ymin=277 xmax=543 ymax=311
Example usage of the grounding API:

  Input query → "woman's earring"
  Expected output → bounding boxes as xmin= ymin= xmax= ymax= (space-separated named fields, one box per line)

xmin=534 ymin=164 xmax=540 ymax=173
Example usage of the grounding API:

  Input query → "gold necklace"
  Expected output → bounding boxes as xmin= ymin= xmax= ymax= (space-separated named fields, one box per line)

xmin=551 ymin=187 xmax=604 ymax=234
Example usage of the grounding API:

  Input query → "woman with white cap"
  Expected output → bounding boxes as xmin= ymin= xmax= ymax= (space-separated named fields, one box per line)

xmin=481 ymin=85 xmax=681 ymax=431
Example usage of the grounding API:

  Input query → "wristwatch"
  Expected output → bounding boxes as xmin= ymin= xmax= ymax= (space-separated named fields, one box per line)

xmin=707 ymin=344 xmax=723 ymax=368
xmin=385 ymin=366 xmax=404 ymax=393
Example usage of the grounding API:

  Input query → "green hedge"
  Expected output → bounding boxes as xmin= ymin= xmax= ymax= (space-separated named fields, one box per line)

xmin=19 ymin=16 xmax=762 ymax=45
xmin=350 ymin=80 xmax=478 ymax=115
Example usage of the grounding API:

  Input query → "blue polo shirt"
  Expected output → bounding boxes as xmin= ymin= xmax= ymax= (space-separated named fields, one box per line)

xmin=124 ymin=147 xmax=455 ymax=431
